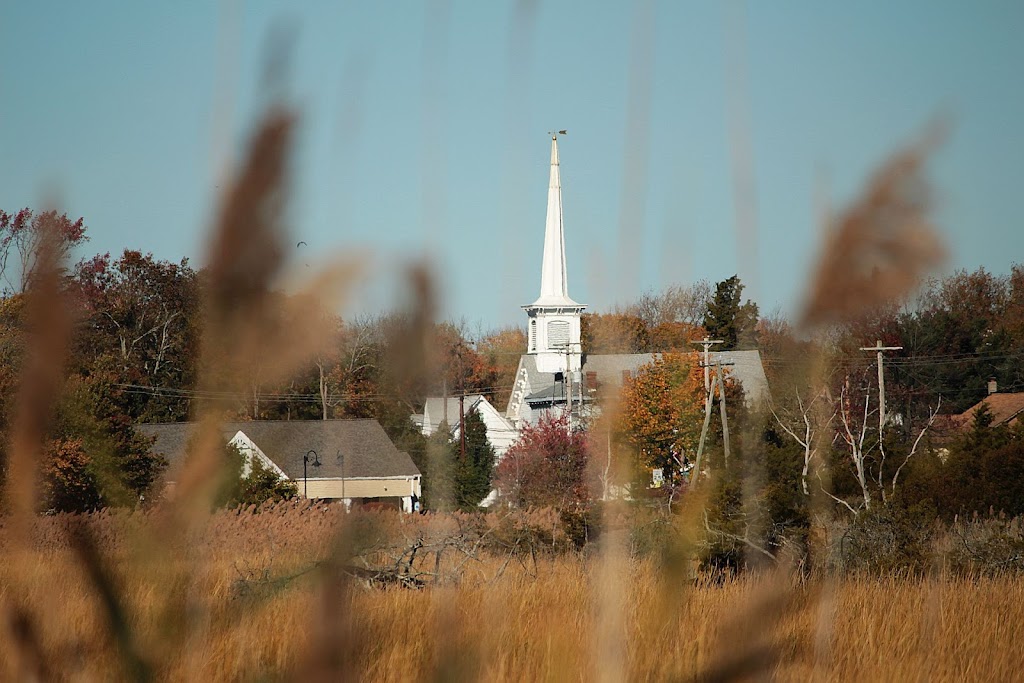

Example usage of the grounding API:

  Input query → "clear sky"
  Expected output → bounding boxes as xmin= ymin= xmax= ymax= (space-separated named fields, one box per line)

xmin=2 ymin=2 xmax=1022 ymax=330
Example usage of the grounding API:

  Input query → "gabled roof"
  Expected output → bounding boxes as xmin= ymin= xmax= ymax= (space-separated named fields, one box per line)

xmin=955 ymin=393 xmax=1024 ymax=429
xmin=582 ymin=354 xmax=656 ymax=384
xmin=422 ymin=395 xmax=484 ymax=435
xmin=136 ymin=419 xmax=420 ymax=481
xmin=421 ymin=394 xmax=516 ymax=436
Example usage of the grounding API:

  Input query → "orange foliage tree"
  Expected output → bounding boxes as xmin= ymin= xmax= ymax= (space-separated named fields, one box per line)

xmin=43 ymin=438 xmax=102 ymax=512
xmin=581 ymin=312 xmax=649 ymax=353
xmin=618 ymin=353 xmax=705 ymax=484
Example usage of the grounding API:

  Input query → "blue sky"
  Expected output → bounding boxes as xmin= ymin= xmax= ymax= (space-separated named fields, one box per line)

xmin=2 ymin=2 xmax=1022 ymax=330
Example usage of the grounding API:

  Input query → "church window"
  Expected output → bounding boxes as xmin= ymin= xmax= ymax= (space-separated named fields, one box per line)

xmin=529 ymin=320 xmax=537 ymax=351
xmin=547 ymin=320 xmax=570 ymax=348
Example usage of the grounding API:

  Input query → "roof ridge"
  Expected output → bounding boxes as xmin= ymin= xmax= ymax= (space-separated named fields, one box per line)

xmin=137 ymin=418 xmax=381 ymax=427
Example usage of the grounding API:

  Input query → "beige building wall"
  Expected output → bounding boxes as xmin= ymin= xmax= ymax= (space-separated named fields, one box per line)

xmin=297 ymin=476 xmax=421 ymax=500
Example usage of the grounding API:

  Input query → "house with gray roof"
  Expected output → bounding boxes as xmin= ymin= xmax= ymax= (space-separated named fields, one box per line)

xmin=413 ymin=394 xmax=519 ymax=459
xmin=136 ymin=419 xmax=421 ymax=511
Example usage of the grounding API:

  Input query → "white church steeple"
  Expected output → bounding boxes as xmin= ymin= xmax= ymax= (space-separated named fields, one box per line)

xmin=523 ymin=133 xmax=586 ymax=373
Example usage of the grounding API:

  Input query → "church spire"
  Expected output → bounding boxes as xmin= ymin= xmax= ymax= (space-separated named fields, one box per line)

xmin=523 ymin=132 xmax=585 ymax=373
xmin=533 ymin=134 xmax=579 ymax=307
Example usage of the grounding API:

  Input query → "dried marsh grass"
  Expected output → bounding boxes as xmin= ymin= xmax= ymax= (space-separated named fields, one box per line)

xmin=3 ymin=508 xmax=1024 ymax=681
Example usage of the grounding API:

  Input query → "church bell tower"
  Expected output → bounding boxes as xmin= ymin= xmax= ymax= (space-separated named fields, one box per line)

xmin=523 ymin=132 xmax=586 ymax=373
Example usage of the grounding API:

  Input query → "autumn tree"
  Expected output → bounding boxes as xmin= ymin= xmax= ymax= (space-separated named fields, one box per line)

xmin=42 ymin=438 xmax=102 ymax=512
xmin=0 ymin=295 xmax=26 ymax=473
xmin=476 ymin=326 xmax=527 ymax=408
xmin=618 ymin=353 xmax=706 ymax=485
xmin=328 ymin=315 xmax=382 ymax=418
xmin=495 ymin=413 xmax=591 ymax=508
xmin=0 ymin=208 xmax=88 ymax=294
xmin=581 ymin=311 xmax=649 ymax=353
xmin=703 ymin=275 xmax=759 ymax=350
xmin=581 ymin=283 xmax=713 ymax=354
xmin=628 ymin=281 xmax=711 ymax=350
xmin=630 ymin=281 xmax=713 ymax=329
xmin=71 ymin=250 xmax=201 ymax=422
xmin=432 ymin=321 xmax=488 ymax=397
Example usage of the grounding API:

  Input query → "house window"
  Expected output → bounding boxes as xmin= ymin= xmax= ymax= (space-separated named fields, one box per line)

xmin=547 ymin=320 xmax=570 ymax=348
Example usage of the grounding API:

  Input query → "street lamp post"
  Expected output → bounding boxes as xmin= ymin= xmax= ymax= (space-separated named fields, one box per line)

xmin=339 ymin=451 xmax=345 ymax=503
xmin=303 ymin=450 xmax=320 ymax=499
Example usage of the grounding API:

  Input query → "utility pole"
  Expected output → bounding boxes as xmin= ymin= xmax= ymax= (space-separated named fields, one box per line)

xmin=859 ymin=339 xmax=903 ymax=435
xmin=565 ymin=346 xmax=572 ymax=434
xmin=694 ymin=360 xmax=735 ymax=479
xmin=694 ymin=372 xmax=717 ymax=483
xmin=690 ymin=336 xmax=724 ymax=392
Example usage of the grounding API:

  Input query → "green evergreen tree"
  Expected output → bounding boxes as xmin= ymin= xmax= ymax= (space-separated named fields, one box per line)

xmin=703 ymin=275 xmax=760 ymax=350
xmin=48 ymin=362 xmax=167 ymax=510
xmin=423 ymin=422 xmax=457 ymax=510
xmin=454 ymin=409 xmax=496 ymax=510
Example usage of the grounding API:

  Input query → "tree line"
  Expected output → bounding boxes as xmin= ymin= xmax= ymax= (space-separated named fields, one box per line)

xmin=4 ymin=206 xmax=1024 ymax=547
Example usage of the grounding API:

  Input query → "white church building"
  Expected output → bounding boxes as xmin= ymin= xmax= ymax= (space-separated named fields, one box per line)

xmin=504 ymin=133 xmax=770 ymax=429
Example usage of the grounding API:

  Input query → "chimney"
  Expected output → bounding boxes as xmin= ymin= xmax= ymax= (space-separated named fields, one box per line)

xmin=988 ymin=377 xmax=998 ymax=395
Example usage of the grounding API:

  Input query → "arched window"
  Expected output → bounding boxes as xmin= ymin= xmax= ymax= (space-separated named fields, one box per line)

xmin=529 ymin=319 xmax=537 ymax=351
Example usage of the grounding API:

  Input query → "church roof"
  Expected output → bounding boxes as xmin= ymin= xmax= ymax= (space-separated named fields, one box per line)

xmin=507 ymin=350 xmax=771 ymax=416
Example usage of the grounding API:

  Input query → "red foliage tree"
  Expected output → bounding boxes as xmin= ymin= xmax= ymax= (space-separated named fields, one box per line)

xmin=0 ymin=208 xmax=87 ymax=293
xmin=494 ymin=413 xmax=592 ymax=508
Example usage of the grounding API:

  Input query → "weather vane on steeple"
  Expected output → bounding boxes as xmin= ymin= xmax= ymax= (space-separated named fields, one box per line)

xmin=548 ymin=129 xmax=567 ymax=140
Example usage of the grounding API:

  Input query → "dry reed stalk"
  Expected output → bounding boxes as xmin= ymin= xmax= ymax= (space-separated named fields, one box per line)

xmin=794 ymin=125 xmax=948 ymax=681
xmin=594 ymin=521 xmax=628 ymax=683
xmin=68 ymin=517 xmax=153 ymax=681
xmin=0 ymin=210 xmax=78 ymax=680
xmin=799 ymin=126 xmax=946 ymax=328
xmin=3 ymin=211 xmax=72 ymax=532
xmin=99 ymin=95 xmax=365 ymax=679
xmin=2 ymin=606 xmax=50 ymax=683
